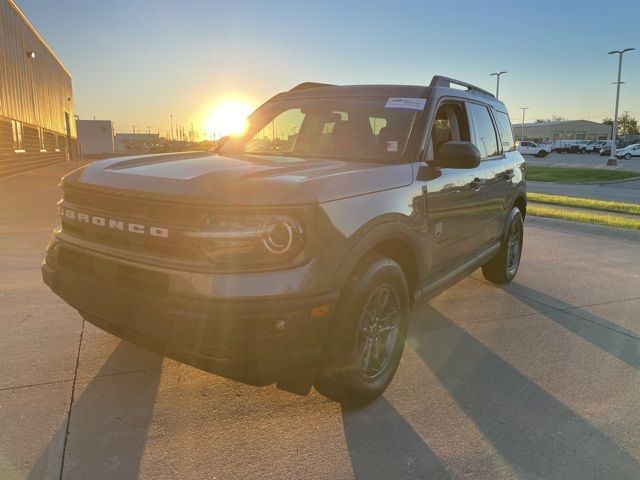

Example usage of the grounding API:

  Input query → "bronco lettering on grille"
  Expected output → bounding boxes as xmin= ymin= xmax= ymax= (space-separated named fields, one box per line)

xmin=62 ymin=208 xmax=169 ymax=238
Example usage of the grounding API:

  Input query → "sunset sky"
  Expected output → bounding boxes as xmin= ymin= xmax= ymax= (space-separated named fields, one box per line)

xmin=18 ymin=0 xmax=640 ymax=138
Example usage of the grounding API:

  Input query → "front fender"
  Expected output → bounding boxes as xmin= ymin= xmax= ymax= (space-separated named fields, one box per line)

xmin=316 ymin=184 xmax=427 ymax=292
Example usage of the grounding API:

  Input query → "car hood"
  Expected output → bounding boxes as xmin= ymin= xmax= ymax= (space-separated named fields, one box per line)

xmin=62 ymin=151 xmax=413 ymax=205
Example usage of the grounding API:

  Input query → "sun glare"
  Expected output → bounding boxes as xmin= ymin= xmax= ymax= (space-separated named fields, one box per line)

xmin=205 ymin=100 xmax=253 ymax=138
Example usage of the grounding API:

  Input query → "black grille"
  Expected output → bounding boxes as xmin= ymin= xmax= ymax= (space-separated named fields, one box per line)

xmin=60 ymin=188 xmax=209 ymax=263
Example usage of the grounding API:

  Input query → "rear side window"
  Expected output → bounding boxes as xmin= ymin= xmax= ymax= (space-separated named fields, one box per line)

xmin=467 ymin=103 xmax=499 ymax=159
xmin=494 ymin=111 xmax=515 ymax=152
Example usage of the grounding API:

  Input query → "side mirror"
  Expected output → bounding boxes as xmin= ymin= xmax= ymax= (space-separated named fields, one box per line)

xmin=431 ymin=141 xmax=481 ymax=169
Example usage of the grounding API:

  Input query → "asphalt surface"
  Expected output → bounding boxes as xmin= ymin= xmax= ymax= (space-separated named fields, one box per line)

xmin=525 ymin=151 xmax=640 ymax=172
xmin=2 ymin=163 xmax=640 ymax=480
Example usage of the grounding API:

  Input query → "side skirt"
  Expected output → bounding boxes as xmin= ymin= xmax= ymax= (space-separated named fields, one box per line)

xmin=413 ymin=242 xmax=500 ymax=305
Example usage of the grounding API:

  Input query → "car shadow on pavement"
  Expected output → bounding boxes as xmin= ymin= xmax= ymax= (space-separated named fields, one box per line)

xmin=409 ymin=304 xmax=640 ymax=479
xmin=27 ymin=340 xmax=162 ymax=480
xmin=342 ymin=398 xmax=450 ymax=480
xmin=503 ymin=283 xmax=640 ymax=370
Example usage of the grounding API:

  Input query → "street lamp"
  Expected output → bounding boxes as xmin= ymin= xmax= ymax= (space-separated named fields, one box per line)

xmin=520 ymin=107 xmax=529 ymax=142
xmin=607 ymin=47 xmax=635 ymax=166
xmin=490 ymin=71 xmax=507 ymax=99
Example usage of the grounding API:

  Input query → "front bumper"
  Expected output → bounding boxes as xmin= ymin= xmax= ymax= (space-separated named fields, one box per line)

xmin=42 ymin=239 xmax=339 ymax=394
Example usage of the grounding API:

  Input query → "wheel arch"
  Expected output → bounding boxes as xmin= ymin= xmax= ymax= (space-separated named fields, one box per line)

xmin=513 ymin=194 xmax=527 ymax=219
xmin=332 ymin=223 xmax=425 ymax=304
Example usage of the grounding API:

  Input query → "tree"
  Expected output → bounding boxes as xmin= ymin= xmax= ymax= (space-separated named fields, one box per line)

xmin=619 ymin=112 xmax=639 ymax=135
xmin=602 ymin=114 xmax=639 ymax=136
xmin=534 ymin=116 xmax=567 ymax=123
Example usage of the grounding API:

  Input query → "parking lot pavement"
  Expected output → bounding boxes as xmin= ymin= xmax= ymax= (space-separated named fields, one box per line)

xmin=525 ymin=152 xmax=640 ymax=172
xmin=2 ymin=164 xmax=640 ymax=480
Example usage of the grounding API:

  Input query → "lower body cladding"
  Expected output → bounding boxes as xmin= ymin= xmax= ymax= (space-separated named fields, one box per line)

xmin=41 ymin=240 xmax=339 ymax=395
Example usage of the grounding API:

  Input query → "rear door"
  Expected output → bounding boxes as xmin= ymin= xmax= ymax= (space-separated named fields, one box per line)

xmin=466 ymin=102 xmax=512 ymax=243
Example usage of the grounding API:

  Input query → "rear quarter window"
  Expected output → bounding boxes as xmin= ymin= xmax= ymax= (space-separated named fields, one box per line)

xmin=493 ymin=111 xmax=515 ymax=152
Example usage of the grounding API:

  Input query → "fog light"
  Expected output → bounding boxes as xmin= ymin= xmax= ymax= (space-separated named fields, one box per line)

xmin=274 ymin=319 xmax=286 ymax=331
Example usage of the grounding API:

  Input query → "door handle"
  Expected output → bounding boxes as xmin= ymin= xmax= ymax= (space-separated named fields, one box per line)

xmin=503 ymin=169 xmax=515 ymax=180
xmin=469 ymin=177 xmax=485 ymax=191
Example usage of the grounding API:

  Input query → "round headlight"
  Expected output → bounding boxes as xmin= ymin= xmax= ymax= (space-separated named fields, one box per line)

xmin=262 ymin=220 xmax=294 ymax=254
xmin=185 ymin=213 xmax=306 ymax=270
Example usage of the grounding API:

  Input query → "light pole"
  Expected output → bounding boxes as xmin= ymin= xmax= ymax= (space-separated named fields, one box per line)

xmin=170 ymin=114 xmax=174 ymax=141
xmin=607 ymin=48 xmax=635 ymax=166
xmin=490 ymin=71 xmax=507 ymax=99
xmin=520 ymin=107 xmax=529 ymax=142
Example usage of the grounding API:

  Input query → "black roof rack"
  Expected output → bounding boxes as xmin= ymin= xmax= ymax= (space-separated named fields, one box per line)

xmin=289 ymin=82 xmax=336 ymax=92
xmin=429 ymin=76 xmax=495 ymax=98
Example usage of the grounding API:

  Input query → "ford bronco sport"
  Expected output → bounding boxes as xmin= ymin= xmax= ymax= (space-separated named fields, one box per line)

xmin=43 ymin=76 xmax=526 ymax=406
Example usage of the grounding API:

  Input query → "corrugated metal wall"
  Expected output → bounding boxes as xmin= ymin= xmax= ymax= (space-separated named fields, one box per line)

xmin=0 ymin=0 xmax=75 ymax=137
xmin=0 ymin=0 xmax=77 ymax=177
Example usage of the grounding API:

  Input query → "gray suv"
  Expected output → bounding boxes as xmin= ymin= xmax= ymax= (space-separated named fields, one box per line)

xmin=43 ymin=76 xmax=526 ymax=406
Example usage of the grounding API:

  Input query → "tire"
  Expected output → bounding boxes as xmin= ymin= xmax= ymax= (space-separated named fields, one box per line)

xmin=314 ymin=255 xmax=409 ymax=407
xmin=624 ymin=153 xmax=632 ymax=159
xmin=482 ymin=207 xmax=524 ymax=285
xmin=536 ymin=150 xmax=548 ymax=158
xmin=581 ymin=148 xmax=586 ymax=153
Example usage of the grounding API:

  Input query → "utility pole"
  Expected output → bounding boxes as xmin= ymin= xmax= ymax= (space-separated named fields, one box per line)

xmin=490 ymin=71 xmax=508 ymax=99
xmin=170 ymin=114 xmax=174 ymax=141
xmin=132 ymin=125 xmax=136 ymax=136
xmin=607 ymin=48 xmax=635 ymax=166
xmin=520 ymin=107 xmax=529 ymax=142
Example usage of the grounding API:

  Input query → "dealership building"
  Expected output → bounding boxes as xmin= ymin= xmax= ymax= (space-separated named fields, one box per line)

xmin=0 ymin=0 xmax=77 ymax=177
xmin=513 ymin=120 xmax=611 ymax=143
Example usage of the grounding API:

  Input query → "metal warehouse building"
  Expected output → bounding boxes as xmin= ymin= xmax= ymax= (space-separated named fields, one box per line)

xmin=513 ymin=120 xmax=611 ymax=143
xmin=0 ymin=0 xmax=76 ymax=177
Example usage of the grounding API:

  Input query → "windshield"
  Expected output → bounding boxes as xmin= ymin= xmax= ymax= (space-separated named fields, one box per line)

xmin=219 ymin=97 xmax=422 ymax=161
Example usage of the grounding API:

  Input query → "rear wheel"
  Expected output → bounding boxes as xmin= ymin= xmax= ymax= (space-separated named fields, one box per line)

xmin=536 ymin=150 xmax=548 ymax=158
xmin=314 ymin=255 xmax=409 ymax=407
xmin=482 ymin=207 xmax=524 ymax=284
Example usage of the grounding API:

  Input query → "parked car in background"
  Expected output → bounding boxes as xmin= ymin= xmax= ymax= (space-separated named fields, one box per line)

xmin=551 ymin=140 xmax=580 ymax=153
xmin=599 ymin=141 xmax=614 ymax=156
xmin=615 ymin=143 xmax=640 ymax=159
xmin=584 ymin=141 xmax=601 ymax=153
xmin=516 ymin=140 xmax=549 ymax=157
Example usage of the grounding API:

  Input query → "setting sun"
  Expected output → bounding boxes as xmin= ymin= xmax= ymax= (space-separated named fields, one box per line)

xmin=204 ymin=99 xmax=253 ymax=139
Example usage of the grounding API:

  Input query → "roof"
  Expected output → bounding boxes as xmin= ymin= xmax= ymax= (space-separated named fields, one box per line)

xmin=7 ymin=0 xmax=71 ymax=76
xmin=276 ymin=82 xmax=507 ymax=111
xmin=280 ymin=84 xmax=429 ymax=98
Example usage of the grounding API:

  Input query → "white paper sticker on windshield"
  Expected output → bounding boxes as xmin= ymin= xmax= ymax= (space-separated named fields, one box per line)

xmin=387 ymin=141 xmax=398 ymax=152
xmin=385 ymin=97 xmax=426 ymax=110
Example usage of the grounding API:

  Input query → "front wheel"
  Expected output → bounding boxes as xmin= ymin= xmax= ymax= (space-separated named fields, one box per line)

xmin=482 ymin=207 xmax=524 ymax=284
xmin=314 ymin=255 xmax=409 ymax=407
xmin=536 ymin=150 xmax=548 ymax=158
xmin=624 ymin=153 xmax=632 ymax=159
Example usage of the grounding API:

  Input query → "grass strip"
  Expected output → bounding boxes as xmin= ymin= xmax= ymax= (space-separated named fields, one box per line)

xmin=528 ymin=205 xmax=640 ymax=230
xmin=528 ymin=193 xmax=640 ymax=215
xmin=527 ymin=166 xmax=640 ymax=183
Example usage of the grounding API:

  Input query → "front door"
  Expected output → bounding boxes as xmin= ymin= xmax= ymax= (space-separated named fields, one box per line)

xmin=423 ymin=101 xmax=487 ymax=276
